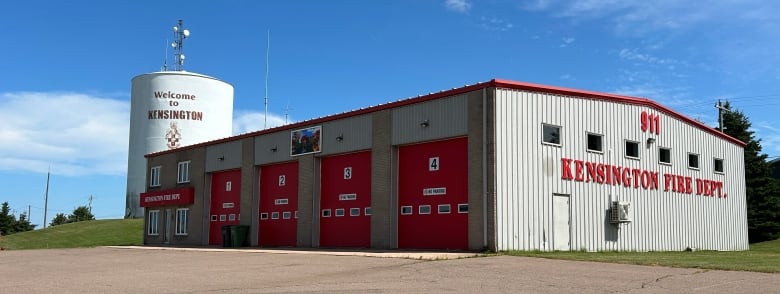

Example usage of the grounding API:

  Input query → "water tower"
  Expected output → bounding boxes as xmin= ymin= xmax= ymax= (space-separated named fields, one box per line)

xmin=125 ymin=20 xmax=234 ymax=218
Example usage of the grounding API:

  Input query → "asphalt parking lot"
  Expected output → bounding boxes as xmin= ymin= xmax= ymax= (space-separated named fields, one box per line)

xmin=1 ymin=247 xmax=778 ymax=293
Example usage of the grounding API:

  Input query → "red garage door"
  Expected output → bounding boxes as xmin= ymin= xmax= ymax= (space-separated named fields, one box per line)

xmin=259 ymin=161 xmax=298 ymax=247
xmin=209 ymin=170 xmax=242 ymax=245
xmin=398 ymin=137 xmax=468 ymax=250
xmin=320 ymin=151 xmax=371 ymax=248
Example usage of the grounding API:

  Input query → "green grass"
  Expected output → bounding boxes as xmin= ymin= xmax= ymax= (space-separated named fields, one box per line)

xmin=503 ymin=239 xmax=780 ymax=273
xmin=0 ymin=218 xmax=143 ymax=250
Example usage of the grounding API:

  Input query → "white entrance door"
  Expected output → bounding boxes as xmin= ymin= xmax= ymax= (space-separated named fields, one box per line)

xmin=553 ymin=195 xmax=570 ymax=251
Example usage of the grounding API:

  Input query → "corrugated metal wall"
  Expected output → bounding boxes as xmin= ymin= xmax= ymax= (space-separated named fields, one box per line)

xmin=205 ymin=140 xmax=242 ymax=172
xmin=494 ymin=88 xmax=748 ymax=251
xmin=392 ymin=94 xmax=468 ymax=145
xmin=320 ymin=114 xmax=372 ymax=156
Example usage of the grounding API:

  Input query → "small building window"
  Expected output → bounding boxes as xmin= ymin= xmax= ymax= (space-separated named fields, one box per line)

xmin=321 ymin=209 xmax=331 ymax=217
xmin=282 ymin=211 xmax=291 ymax=219
xmin=438 ymin=204 xmax=451 ymax=214
xmin=542 ymin=124 xmax=562 ymax=146
xmin=400 ymin=206 xmax=413 ymax=215
xmin=587 ymin=133 xmax=603 ymax=153
xmin=177 ymin=161 xmax=190 ymax=183
xmin=419 ymin=205 xmax=431 ymax=215
xmin=659 ymin=148 xmax=671 ymax=165
xmin=150 ymin=166 xmax=161 ymax=187
xmin=350 ymin=208 xmax=360 ymax=216
xmin=335 ymin=208 xmax=345 ymax=217
xmin=458 ymin=203 xmax=469 ymax=214
xmin=625 ymin=140 xmax=639 ymax=159
xmin=364 ymin=207 xmax=372 ymax=216
xmin=271 ymin=212 xmax=280 ymax=219
xmin=688 ymin=153 xmax=700 ymax=170
xmin=260 ymin=212 xmax=269 ymax=220
xmin=175 ymin=208 xmax=188 ymax=235
xmin=714 ymin=158 xmax=724 ymax=173
xmin=147 ymin=210 xmax=160 ymax=235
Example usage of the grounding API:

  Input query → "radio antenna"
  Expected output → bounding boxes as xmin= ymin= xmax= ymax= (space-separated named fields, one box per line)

xmin=162 ymin=39 xmax=169 ymax=71
xmin=171 ymin=19 xmax=190 ymax=71
xmin=264 ymin=29 xmax=270 ymax=129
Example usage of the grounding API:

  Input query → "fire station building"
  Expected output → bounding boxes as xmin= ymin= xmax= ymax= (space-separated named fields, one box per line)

xmin=141 ymin=79 xmax=749 ymax=251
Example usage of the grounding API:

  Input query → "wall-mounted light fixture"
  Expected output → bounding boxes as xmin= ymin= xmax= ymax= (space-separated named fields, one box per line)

xmin=420 ymin=119 xmax=430 ymax=128
xmin=646 ymin=138 xmax=656 ymax=145
xmin=270 ymin=146 xmax=278 ymax=152
xmin=336 ymin=134 xmax=344 ymax=142
xmin=218 ymin=156 xmax=225 ymax=161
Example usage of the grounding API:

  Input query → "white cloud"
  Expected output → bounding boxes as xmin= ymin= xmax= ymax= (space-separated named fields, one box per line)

xmin=559 ymin=37 xmax=575 ymax=48
xmin=445 ymin=0 xmax=472 ymax=13
xmin=755 ymin=122 xmax=780 ymax=156
xmin=232 ymin=111 xmax=289 ymax=135
xmin=0 ymin=92 xmax=130 ymax=176
xmin=479 ymin=16 xmax=514 ymax=32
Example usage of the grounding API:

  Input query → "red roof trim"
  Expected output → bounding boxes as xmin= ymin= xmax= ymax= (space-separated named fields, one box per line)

xmin=146 ymin=78 xmax=744 ymax=157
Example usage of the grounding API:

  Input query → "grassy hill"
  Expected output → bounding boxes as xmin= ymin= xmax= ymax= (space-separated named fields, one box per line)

xmin=0 ymin=218 xmax=143 ymax=250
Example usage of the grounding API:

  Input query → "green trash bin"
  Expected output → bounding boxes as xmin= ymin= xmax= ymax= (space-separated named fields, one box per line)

xmin=230 ymin=225 xmax=249 ymax=247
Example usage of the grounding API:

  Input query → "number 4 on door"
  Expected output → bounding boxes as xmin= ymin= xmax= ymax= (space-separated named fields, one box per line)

xmin=429 ymin=157 xmax=439 ymax=171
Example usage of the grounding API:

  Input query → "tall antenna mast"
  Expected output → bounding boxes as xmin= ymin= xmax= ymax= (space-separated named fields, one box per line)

xmin=171 ymin=19 xmax=190 ymax=71
xmin=162 ymin=39 xmax=169 ymax=71
xmin=264 ymin=29 xmax=270 ymax=129
xmin=43 ymin=167 xmax=50 ymax=229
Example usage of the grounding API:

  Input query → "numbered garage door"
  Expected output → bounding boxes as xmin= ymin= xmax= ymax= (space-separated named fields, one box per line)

xmin=258 ymin=161 xmax=298 ymax=247
xmin=320 ymin=151 xmax=371 ymax=248
xmin=209 ymin=170 xmax=242 ymax=245
xmin=398 ymin=137 xmax=468 ymax=250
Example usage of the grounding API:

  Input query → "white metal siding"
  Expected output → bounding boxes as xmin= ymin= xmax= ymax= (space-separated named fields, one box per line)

xmin=494 ymin=88 xmax=748 ymax=251
xmin=205 ymin=141 xmax=242 ymax=172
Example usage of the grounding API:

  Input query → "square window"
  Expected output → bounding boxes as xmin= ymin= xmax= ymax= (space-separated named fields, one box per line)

xmin=419 ymin=205 xmax=431 ymax=215
xmin=229 ymin=214 xmax=236 ymax=221
xmin=458 ymin=203 xmax=469 ymax=214
xmin=260 ymin=212 xmax=269 ymax=220
xmin=210 ymin=215 xmax=218 ymax=221
xmin=587 ymin=133 xmax=603 ymax=152
xmin=219 ymin=214 xmax=226 ymax=221
xmin=177 ymin=161 xmax=191 ymax=183
xmin=282 ymin=211 xmax=291 ymax=219
xmin=688 ymin=153 xmax=700 ymax=169
xmin=294 ymin=211 xmax=298 ymax=219
xmin=271 ymin=212 xmax=280 ymax=219
xmin=400 ymin=206 xmax=413 ymax=215
xmin=714 ymin=158 xmax=724 ymax=173
xmin=542 ymin=124 xmax=561 ymax=146
xmin=322 ymin=209 xmax=331 ymax=217
xmin=438 ymin=204 xmax=451 ymax=214
xmin=659 ymin=148 xmax=671 ymax=165
xmin=147 ymin=210 xmax=160 ymax=235
xmin=335 ymin=208 xmax=345 ymax=217
xmin=350 ymin=208 xmax=360 ymax=216
xmin=625 ymin=140 xmax=639 ymax=159
xmin=364 ymin=207 xmax=372 ymax=216
xmin=149 ymin=166 xmax=161 ymax=187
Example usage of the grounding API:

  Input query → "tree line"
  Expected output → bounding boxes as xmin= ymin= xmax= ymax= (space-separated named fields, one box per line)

xmin=0 ymin=203 xmax=94 ymax=236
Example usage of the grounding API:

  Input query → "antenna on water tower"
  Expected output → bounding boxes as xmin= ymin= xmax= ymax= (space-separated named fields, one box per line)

xmin=264 ymin=29 xmax=270 ymax=129
xmin=171 ymin=19 xmax=190 ymax=71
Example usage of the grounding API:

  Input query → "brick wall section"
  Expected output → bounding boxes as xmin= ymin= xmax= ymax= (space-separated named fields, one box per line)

xmin=467 ymin=89 xmax=485 ymax=251
xmin=297 ymin=154 xmax=315 ymax=247
xmin=371 ymin=109 xmax=394 ymax=249
xmin=485 ymin=88 xmax=497 ymax=251
xmin=240 ymin=137 xmax=257 ymax=245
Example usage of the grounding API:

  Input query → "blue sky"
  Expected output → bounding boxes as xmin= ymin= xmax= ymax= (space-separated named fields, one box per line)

xmin=1 ymin=1 xmax=779 ymax=226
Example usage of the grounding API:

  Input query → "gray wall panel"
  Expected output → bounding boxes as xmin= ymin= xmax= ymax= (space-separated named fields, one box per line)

xmin=392 ymin=94 xmax=468 ymax=145
xmin=205 ymin=141 xmax=242 ymax=172
xmin=255 ymin=131 xmax=295 ymax=165
xmin=320 ymin=115 xmax=372 ymax=156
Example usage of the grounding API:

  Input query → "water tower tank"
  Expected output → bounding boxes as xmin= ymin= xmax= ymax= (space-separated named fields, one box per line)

xmin=125 ymin=71 xmax=233 ymax=218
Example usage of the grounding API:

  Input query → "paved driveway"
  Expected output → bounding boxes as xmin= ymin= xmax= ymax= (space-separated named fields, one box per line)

xmin=1 ymin=247 xmax=777 ymax=293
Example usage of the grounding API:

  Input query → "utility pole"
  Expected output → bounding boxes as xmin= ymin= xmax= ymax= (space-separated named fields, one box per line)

xmin=88 ymin=195 xmax=93 ymax=214
xmin=715 ymin=99 xmax=730 ymax=133
xmin=28 ymin=205 xmax=31 ymax=221
xmin=43 ymin=167 xmax=50 ymax=229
